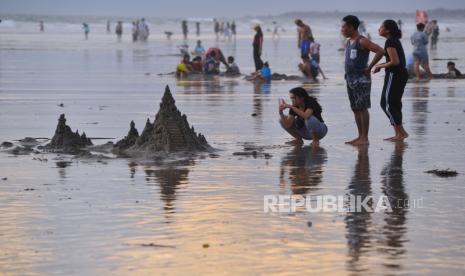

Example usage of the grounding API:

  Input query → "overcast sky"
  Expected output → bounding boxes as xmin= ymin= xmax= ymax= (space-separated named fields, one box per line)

xmin=0 ymin=0 xmax=463 ymax=17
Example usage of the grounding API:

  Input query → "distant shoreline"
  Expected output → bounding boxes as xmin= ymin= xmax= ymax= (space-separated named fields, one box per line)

xmin=1 ymin=8 xmax=465 ymax=22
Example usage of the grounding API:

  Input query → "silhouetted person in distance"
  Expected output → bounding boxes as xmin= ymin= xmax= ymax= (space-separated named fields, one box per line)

xmin=39 ymin=21 xmax=44 ymax=32
xmin=138 ymin=18 xmax=149 ymax=41
xmin=214 ymin=19 xmax=220 ymax=40
xmin=82 ymin=23 xmax=90 ymax=40
xmin=132 ymin=21 xmax=139 ymax=42
xmin=182 ymin=20 xmax=188 ymax=40
xmin=115 ymin=21 xmax=123 ymax=42
xmin=196 ymin=21 xmax=200 ymax=36
xmin=231 ymin=21 xmax=236 ymax=37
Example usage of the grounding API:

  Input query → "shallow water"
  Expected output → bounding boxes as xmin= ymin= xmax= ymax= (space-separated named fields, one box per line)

xmin=1 ymin=19 xmax=465 ymax=275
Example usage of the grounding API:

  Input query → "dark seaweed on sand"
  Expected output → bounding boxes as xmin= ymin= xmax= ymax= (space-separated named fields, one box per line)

xmin=425 ymin=169 xmax=459 ymax=177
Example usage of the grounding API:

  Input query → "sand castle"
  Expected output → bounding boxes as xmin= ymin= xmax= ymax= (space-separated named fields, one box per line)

xmin=114 ymin=85 xmax=210 ymax=154
xmin=46 ymin=114 xmax=93 ymax=153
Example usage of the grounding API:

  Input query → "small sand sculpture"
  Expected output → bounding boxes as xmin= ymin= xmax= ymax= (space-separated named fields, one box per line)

xmin=46 ymin=114 xmax=92 ymax=153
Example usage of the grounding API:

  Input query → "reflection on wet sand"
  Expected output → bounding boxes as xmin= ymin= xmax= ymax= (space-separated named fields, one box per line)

xmin=142 ymin=159 xmax=194 ymax=217
xmin=56 ymin=161 xmax=72 ymax=181
xmin=345 ymin=144 xmax=409 ymax=272
xmin=252 ymin=82 xmax=271 ymax=132
xmin=279 ymin=145 xmax=327 ymax=195
xmin=128 ymin=161 xmax=137 ymax=179
xmin=176 ymin=77 xmax=240 ymax=108
xmin=410 ymin=86 xmax=430 ymax=139
xmin=345 ymin=145 xmax=372 ymax=272
xmin=379 ymin=142 xmax=408 ymax=268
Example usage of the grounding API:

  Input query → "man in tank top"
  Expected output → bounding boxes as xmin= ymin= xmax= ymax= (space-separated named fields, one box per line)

xmin=341 ymin=15 xmax=384 ymax=146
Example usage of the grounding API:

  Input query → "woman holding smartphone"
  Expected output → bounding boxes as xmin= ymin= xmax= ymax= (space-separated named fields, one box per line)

xmin=279 ymin=87 xmax=328 ymax=146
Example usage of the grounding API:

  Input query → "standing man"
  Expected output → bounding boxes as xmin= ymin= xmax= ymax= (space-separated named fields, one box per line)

xmin=341 ymin=15 xmax=384 ymax=146
xmin=295 ymin=19 xmax=313 ymax=56
xmin=196 ymin=22 xmax=200 ymax=37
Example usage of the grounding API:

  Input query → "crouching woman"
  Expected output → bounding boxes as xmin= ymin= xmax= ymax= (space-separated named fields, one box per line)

xmin=279 ymin=87 xmax=328 ymax=146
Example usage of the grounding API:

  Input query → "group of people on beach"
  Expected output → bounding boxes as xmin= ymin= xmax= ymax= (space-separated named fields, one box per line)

xmin=176 ymin=41 xmax=240 ymax=77
xmin=213 ymin=19 xmax=237 ymax=41
xmin=407 ymin=20 xmax=460 ymax=80
xmin=83 ymin=19 xmax=150 ymax=42
xmin=280 ymin=15 xmax=412 ymax=147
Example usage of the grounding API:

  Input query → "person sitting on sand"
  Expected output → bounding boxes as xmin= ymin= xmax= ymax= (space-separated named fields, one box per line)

xmin=248 ymin=62 xmax=272 ymax=82
xmin=225 ymin=56 xmax=241 ymax=75
xmin=191 ymin=56 xmax=203 ymax=73
xmin=204 ymin=51 xmax=220 ymax=75
xmin=193 ymin=40 xmax=205 ymax=57
xmin=176 ymin=54 xmax=193 ymax=77
xmin=447 ymin=61 xmax=462 ymax=77
xmin=279 ymin=87 xmax=328 ymax=147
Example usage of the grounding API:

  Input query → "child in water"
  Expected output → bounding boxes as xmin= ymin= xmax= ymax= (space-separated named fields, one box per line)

xmin=248 ymin=62 xmax=272 ymax=82
xmin=447 ymin=61 xmax=462 ymax=77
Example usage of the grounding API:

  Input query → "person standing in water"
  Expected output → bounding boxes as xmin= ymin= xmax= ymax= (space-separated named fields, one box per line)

xmin=253 ymin=25 xmax=264 ymax=72
xmin=106 ymin=20 xmax=111 ymax=33
xmin=39 ymin=21 xmax=44 ymax=32
xmin=411 ymin=23 xmax=432 ymax=81
xmin=231 ymin=21 xmax=236 ymax=40
xmin=138 ymin=18 xmax=149 ymax=41
xmin=82 ymin=23 xmax=90 ymax=40
xmin=373 ymin=20 xmax=409 ymax=141
xmin=272 ymin=21 xmax=280 ymax=40
xmin=182 ymin=20 xmax=188 ymax=40
xmin=132 ymin=21 xmax=139 ymax=42
xmin=430 ymin=20 xmax=439 ymax=49
xmin=196 ymin=22 xmax=200 ymax=36
xmin=341 ymin=15 xmax=384 ymax=146
xmin=279 ymin=87 xmax=328 ymax=147
xmin=214 ymin=19 xmax=220 ymax=40
xmin=115 ymin=21 xmax=123 ymax=42
xmin=295 ymin=19 xmax=313 ymax=56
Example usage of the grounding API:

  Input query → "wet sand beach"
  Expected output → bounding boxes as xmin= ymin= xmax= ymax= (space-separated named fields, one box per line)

xmin=1 ymin=16 xmax=465 ymax=275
